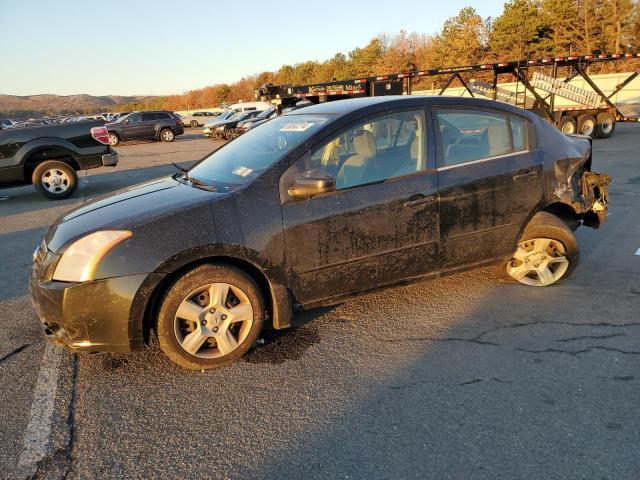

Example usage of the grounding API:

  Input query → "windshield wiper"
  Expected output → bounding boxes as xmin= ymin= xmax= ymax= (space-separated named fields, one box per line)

xmin=172 ymin=163 xmax=217 ymax=191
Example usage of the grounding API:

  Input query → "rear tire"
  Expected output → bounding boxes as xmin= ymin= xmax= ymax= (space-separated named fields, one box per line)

xmin=596 ymin=112 xmax=616 ymax=139
xmin=108 ymin=132 xmax=120 ymax=146
xmin=157 ymin=264 xmax=265 ymax=370
xmin=558 ymin=116 xmax=577 ymax=135
xmin=497 ymin=211 xmax=579 ymax=286
xmin=32 ymin=160 xmax=78 ymax=199
xmin=190 ymin=120 xmax=198 ymax=128
xmin=160 ymin=128 xmax=175 ymax=142
xmin=577 ymin=114 xmax=597 ymax=137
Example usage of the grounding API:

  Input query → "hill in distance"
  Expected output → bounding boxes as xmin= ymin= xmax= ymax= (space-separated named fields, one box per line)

xmin=0 ymin=94 xmax=159 ymax=117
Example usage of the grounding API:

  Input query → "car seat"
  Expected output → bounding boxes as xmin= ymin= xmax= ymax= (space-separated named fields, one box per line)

xmin=336 ymin=131 xmax=377 ymax=189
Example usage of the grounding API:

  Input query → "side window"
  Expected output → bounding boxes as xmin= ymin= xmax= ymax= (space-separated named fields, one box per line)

xmin=281 ymin=109 xmax=426 ymax=201
xmin=436 ymin=109 xmax=511 ymax=167
xmin=157 ymin=112 xmax=171 ymax=120
xmin=510 ymin=115 xmax=528 ymax=152
xmin=141 ymin=112 xmax=157 ymax=122
xmin=127 ymin=113 xmax=141 ymax=124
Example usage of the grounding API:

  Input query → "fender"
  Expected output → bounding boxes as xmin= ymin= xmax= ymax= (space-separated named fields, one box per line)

xmin=13 ymin=137 xmax=81 ymax=168
xmin=148 ymin=242 xmax=293 ymax=331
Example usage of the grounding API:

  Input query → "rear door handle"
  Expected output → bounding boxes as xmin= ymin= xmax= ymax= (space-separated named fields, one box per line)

xmin=513 ymin=170 xmax=539 ymax=181
xmin=404 ymin=195 xmax=437 ymax=207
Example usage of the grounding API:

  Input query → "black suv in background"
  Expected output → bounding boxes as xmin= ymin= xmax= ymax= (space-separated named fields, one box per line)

xmin=107 ymin=111 xmax=184 ymax=146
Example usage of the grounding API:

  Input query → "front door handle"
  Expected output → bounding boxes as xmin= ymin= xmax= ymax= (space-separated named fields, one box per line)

xmin=513 ymin=170 xmax=539 ymax=181
xmin=404 ymin=194 xmax=437 ymax=207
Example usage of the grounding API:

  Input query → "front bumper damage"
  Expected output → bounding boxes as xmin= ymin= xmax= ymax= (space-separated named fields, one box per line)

xmin=29 ymin=242 xmax=164 ymax=352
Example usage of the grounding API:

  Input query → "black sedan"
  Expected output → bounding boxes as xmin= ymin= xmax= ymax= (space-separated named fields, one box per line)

xmin=30 ymin=96 xmax=610 ymax=369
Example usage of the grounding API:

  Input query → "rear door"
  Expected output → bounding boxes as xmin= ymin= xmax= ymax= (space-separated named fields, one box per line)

xmin=140 ymin=112 xmax=159 ymax=137
xmin=433 ymin=106 xmax=542 ymax=271
xmin=280 ymin=108 xmax=440 ymax=304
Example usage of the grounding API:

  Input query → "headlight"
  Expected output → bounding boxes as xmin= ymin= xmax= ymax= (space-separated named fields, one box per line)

xmin=53 ymin=230 xmax=132 ymax=282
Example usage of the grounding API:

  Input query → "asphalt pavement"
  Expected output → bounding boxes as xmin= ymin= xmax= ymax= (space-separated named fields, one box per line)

xmin=1 ymin=124 xmax=639 ymax=479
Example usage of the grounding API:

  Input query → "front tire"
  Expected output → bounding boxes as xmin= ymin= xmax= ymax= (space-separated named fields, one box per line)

xmin=32 ymin=160 xmax=78 ymax=199
xmin=499 ymin=211 xmax=579 ymax=287
xmin=157 ymin=264 xmax=265 ymax=370
xmin=108 ymin=132 xmax=120 ymax=146
xmin=160 ymin=128 xmax=175 ymax=142
xmin=190 ymin=120 xmax=198 ymax=128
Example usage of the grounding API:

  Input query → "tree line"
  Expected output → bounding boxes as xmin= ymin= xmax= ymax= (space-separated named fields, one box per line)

xmin=118 ymin=1 xmax=640 ymax=112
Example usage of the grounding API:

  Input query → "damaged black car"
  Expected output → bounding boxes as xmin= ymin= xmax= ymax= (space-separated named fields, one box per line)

xmin=30 ymin=96 xmax=610 ymax=369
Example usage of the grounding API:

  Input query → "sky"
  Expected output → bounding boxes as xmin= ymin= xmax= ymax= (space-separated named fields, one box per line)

xmin=0 ymin=0 xmax=503 ymax=97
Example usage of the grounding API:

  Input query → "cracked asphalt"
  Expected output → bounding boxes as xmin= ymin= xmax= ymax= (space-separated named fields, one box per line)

xmin=1 ymin=124 xmax=639 ymax=479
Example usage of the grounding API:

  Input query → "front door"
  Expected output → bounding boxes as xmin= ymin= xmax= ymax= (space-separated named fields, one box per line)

xmin=433 ymin=106 xmax=543 ymax=271
xmin=281 ymin=108 xmax=440 ymax=305
xmin=120 ymin=113 xmax=143 ymax=139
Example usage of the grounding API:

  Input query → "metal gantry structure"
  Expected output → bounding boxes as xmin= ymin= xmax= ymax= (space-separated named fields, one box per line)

xmin=256 ymin=52 xmax=640 ymax=138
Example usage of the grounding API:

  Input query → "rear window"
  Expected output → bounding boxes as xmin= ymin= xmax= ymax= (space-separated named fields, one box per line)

xmin=510 ymin=115 xmax=528 ymax=151
xmin=436 ymin=108 xmax=531 ymax=167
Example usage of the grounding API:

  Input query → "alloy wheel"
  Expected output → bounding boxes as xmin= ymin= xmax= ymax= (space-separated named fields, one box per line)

xmin=173 ymin=282 xmax=254 ymax=358
xmin=506 ymin=238 xmax=569 ymax=286
xmin=162 ymin=130 xmax=174 ymax=141
xmin=41 ymin=168 xmax=70 ymax=194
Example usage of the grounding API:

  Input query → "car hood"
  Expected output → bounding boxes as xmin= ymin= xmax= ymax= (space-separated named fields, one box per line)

xmin=205 ymin=118 xmax=238 ymax=128
xmin=45 ymin=176 xmax=222 ymax=252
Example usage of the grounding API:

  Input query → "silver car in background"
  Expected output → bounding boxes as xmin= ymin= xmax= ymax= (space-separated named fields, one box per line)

xmin=181 ymin=111 xmax=221 ymax=128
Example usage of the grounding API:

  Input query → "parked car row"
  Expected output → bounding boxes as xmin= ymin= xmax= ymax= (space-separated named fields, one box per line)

xmin=201 ymin=100 xmax=312 ymax=140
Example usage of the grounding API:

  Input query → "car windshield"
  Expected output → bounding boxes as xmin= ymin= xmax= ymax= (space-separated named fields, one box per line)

xmin=218 ymin=110 xmax=237 ymax=120
xmin=256 ymin=108 xmax=276 ymax=119
xmin=114 ymin=113 xmax=132 ymax=123
xmin=187 ymin=114 xmax=331 ymax=191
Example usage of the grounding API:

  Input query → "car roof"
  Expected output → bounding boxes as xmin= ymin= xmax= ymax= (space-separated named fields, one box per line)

xmin=282 ymin=95 xmax=538 ymax=120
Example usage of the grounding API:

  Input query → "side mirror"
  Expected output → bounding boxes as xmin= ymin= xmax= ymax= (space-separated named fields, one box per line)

xmin=288 ymin=171 xmax=335 ymax=199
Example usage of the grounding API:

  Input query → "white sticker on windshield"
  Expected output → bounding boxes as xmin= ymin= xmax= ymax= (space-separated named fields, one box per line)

xmin=232 ymin=166 xmax=254 ymax=177
xmin=280 ymin=122 xmax=314 ymax=132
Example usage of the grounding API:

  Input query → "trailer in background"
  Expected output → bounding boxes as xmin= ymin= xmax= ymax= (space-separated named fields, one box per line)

xmin=255 ymin=52 xmax=640 ymax=139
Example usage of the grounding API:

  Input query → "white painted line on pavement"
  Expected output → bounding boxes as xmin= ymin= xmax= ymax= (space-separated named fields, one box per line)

xmin=18 ymin=343 xmax=63 ymax=476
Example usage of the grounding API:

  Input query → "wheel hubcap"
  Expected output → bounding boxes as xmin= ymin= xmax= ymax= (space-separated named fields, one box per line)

xmin=601 ymin=118 xmax=613 ymax=134
xmin=109 ymin=135 xmax=117 ymax=145
xmin=581 ymin=120 xmax=595 ymax=136
xmin=163 ymin=131 xmax=173 ymax=140
xmin=506 ymin=238 xmax=569 ymax=287
xmin=174 ymin=283 xmax=253 ymax=358
xmin=561 ymin=122 xmax=575 ymax=134
xmin=41 ymin=168 xmax=70 ymax=194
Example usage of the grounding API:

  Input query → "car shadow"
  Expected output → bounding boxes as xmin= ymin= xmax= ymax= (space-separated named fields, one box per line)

xmin=244 ymin=307 xmax=338 ymax=365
